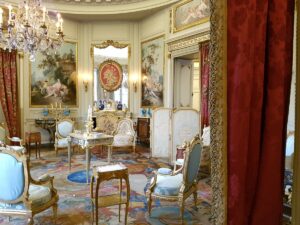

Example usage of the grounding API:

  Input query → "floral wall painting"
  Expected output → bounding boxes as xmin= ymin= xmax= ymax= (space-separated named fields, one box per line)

xmin=172 ymin=0 xmax=209 ymax=33
xmin=30 ymin=41 xmax=77 ymax=107
xmin=141 ymin=35 xmax=164 ymax=108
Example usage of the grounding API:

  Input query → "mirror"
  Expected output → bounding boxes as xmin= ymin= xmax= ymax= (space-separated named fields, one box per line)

xmin=92 ymin=41 xmax=130 ymax=108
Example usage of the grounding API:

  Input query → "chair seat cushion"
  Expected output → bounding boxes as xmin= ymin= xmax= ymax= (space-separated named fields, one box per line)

xmin=57 ymin=138 xmax=69 ymax=147
xmin=175 ymin=159 xmax=184 ymax=165
xmin=113 ymin=134 xmax=133 ymax=146
xmin=153 ymin=173 xmax=183 ymax=196
xmin=157 ymin=168 xmax=172 ymax=175
xmin=8 ymin=146 xmax=25 ymax=152
xmin=0 ymin=184 xmax=52 ymax=211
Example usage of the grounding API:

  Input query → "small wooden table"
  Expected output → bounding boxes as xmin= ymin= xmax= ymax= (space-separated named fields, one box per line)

xmin=67 ymin=132 xmax=113 ymax=184
xmin=25 ymin=132 xmax=41 ymax=159
xmin=90 ymin=163 xmax=130 ymax=225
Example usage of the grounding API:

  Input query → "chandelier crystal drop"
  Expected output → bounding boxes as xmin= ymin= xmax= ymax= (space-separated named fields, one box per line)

xmin=0 ymin=0 xmax=64 ymax=61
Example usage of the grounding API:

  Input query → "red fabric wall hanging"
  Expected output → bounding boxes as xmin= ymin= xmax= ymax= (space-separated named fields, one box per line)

xmin=227 ymin=0 xmax=294 ymax=224
xmin=0 ymin=49 xmax=19 ymax=137
xmin=200 ymin=41 xmax=210 ymax=130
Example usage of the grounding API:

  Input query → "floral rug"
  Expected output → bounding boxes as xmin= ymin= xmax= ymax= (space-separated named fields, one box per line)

xmin=0 ymin=149 xmax=212 ymax=225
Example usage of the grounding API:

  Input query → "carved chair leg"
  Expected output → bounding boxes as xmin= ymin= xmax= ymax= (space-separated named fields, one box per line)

xmin=55 ymin=145 xmax=58 ymax=156
xmin=179 ymin=199 xmax=184 ymax=222
xmin=119 ymin=178 xmax=122 ymax=222
xmin=133 ymin=146 xmax=136 ymax=154
xmin=35 ymin=142 xmax=38 ymax=159
xmin=27 ymin=217 xmax=34 ymax=225
xmin=193 ymin=191 xmax=198 ymax=208
xmin=125 ymin=202 xmax=129 ymax=225
xmin=53 ymin=203 xmax=58 ymax=224
xmin=38 ymin=141 xmax=41 ymax=158
xmin=147 ymin=194 xmax=152 ymax=216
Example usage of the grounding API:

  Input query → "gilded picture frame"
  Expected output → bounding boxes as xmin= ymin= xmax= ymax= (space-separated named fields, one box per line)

xmin=91 ymin=41 xmax=131 ymax=109
xmin=29 ymin=41 xmax=78 ymax=108
xmin=172 ymin=0 xmax=210 ymax=33
xmin=141 ymin=35 xmax=165 ymax=108
xmin=98 ymin=59 xmax=123 ymax=92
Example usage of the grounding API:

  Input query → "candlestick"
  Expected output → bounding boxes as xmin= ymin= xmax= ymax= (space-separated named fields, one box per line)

xmin=42 ymin=7 xmax=46 ymax=22
xmin=8 ymin=5 xmax=12 ymax=23
xmin=0 ymin=8 xmax=3 ymax=26
xmin=60 ymin=18 xmax=63 ymax=32
xmin=25 ymin=4 xmax=29 ymax=20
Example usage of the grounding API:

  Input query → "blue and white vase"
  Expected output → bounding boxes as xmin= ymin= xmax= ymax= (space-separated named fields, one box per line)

xmin=42 ymin=108 xmax=49 ymax=116
xmin=99 ymin=100 xmax=105 ymax=110
xmin=141 ymin=108 xmax=147 ymax=117
xmin=117 ymin=101 xmax=123 ymax=110
xmin=147 ymin=108 xmax=152 ymax=117
xmin=63 ymin=108 xmax=70 ymax=116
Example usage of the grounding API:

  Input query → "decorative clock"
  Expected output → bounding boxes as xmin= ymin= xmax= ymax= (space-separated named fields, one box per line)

xmin=99 ymin=59 xmax=123 ymax=92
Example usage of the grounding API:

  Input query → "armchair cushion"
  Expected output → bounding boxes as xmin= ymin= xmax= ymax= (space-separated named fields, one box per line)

xmin=0 ymin=184 xmax=52 ymax=211
xmin=57 ymin=138 xmax=69 ymax=148
xmin=57 ymin=121 xmax=73 ymax=138
xmin=113 ymin=134 xmax=134 ymax=146
xmin=153 ymin=173 xmax=183 ymax=196
xmin=0 ymin=153 xmax=24 ymax=201
xmin=157 ymin=168 xmax=172 ymax=175
xmin=8 ymin=146 xmax=25 ymax=152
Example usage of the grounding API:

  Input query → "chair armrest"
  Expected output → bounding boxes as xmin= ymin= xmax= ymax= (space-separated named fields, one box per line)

xmin=173 ymin=166 xmax=183 ymax=175
xmin=148 ymin=171 xmax=158 ymax=191
xmin=93 ymin=127 xmax=100 ymax=132
xmin=30 ymin=174 xmax=54 ymax=187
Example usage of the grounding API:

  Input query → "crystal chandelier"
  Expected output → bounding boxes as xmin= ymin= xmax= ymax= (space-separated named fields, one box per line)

xmin=0 ymin=0 xmax=64 ymax=61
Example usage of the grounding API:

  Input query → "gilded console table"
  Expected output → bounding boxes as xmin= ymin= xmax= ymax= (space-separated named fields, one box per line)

xmin=67 ymin=132 xmax=113 ymax=184
xmin=35 ymin=118 xmax=56 ymax=143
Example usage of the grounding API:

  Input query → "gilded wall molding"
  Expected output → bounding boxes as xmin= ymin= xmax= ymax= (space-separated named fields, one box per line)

xmin=292 ymin=1 xmax=300 ymax=224
xmin=209 ymin=0 xmax=227 ymax=224
xmin=167 ymin=33 xmax=210 ymax=52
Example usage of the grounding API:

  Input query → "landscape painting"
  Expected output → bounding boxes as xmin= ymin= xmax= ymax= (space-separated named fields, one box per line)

xmin=141 ymin=35 xmax=164 ymax=108
xmin=173 ymin=0 xmax=209 ymax=32
xmin=30 ymin=41 xmax=77 ymax=107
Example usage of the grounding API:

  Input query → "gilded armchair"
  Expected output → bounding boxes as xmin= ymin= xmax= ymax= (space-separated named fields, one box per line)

xmin=111 ymin=118 xmax=136 ymax=154
xmin=0 ymin=148 xmax=59 ymax=224
xmin=0 ymin=122 xmax=25 ymax=153
xmin=146 ymin=134 xmax=202 ymax=222
xmin=54 ymin=118 xmax=74 ymax=156
xmin=94 ymin=112 xmax=120 ymax=135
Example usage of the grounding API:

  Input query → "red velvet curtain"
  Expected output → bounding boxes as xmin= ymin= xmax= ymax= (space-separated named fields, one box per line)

xmin=0 ymin=49 xmax=19 ymax=137
xmin=227 ymin=0 xmax=294 ymax=225
xmin=200 ymin=41 xmax=210 ymax=129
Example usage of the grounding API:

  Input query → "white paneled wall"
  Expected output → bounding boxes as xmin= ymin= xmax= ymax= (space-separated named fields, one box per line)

xmin=4 ymin=6 xmax=211 ymax=143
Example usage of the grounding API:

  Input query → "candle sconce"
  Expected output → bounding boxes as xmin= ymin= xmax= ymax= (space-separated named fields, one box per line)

xmin=133 ymin=81 xmax=137 ymax=92
xmin=83 ymin=80 xmax=88 ymax=92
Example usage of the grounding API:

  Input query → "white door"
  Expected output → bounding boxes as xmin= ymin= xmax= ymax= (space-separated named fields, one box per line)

xmin=174 ymin=59 xmax=194 ymax=108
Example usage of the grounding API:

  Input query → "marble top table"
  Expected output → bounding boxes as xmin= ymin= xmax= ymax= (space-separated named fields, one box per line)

xmin=67 ymin=132 xmax=113 ymax=184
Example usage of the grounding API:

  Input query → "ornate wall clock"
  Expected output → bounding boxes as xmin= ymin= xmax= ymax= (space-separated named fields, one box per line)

xmin=99 ymin=60 xmax=123 ymax=91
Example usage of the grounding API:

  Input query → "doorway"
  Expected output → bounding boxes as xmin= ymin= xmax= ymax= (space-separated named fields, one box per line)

xmin=173 ymin=52 xmax=200 ymax=110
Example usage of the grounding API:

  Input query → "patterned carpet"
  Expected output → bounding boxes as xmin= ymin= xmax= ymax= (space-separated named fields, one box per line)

xmin=0 ymin=146 xmax=212 ymax=225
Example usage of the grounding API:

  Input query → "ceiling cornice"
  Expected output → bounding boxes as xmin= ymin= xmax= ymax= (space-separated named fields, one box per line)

xmin=2 ymin=0 xmax=180 ymax=15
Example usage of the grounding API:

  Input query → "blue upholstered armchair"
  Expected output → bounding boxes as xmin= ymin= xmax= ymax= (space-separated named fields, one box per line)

xmin=0 ymin=148 xmax=59 ymax=224
xmin=146 ymin=134 xmax=202 ymax=222
xmin=55 ymin=118 xmax=74 ymax=156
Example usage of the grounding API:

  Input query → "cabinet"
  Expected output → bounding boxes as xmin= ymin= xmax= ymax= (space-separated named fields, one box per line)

xmin=137 ymin=117 xmax=150 ymax=144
